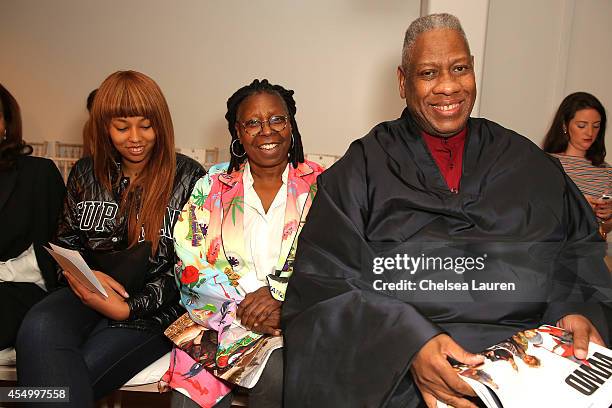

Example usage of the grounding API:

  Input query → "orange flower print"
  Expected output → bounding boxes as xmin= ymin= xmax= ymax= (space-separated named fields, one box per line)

xmin=223 ymin=267 xmax=240 ymax=287
xmin=206 ymin=237 xmax=221 ymax=264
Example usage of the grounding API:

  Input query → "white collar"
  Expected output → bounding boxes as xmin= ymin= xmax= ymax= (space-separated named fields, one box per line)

xmin=243 ymin=161 xmax=289 ymax=187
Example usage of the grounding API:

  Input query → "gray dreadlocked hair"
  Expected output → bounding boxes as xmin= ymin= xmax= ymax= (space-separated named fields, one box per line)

xmin=401 ymin=13 xmax=471 ymax=70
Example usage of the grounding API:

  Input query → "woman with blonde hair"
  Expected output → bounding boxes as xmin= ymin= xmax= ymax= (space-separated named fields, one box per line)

xmin=16 ymin=70 xmax=205 ymax=407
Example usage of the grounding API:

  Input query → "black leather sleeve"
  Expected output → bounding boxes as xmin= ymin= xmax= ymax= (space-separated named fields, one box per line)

xmin=53 ymin=159 xmax=91 ymax=286
xmin=55 ymin=159 xmax=88 ymax=253
xmin=123 ymin=155 xmax=206 ymax=328
xmin=126 ymin=262 xmax=179 ymax=321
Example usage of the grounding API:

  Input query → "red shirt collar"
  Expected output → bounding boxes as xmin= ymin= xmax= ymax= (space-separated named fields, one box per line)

xmin=421 ymin=128 xmax=467 ymax=193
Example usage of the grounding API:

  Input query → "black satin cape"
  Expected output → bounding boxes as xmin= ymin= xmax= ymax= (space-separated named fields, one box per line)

xmin=281 ymin=110 xmax=612 ymax=408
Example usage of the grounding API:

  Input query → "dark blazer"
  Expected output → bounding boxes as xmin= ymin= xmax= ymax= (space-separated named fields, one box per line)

xmin=0 ymin=155 xmax=66 ymax=289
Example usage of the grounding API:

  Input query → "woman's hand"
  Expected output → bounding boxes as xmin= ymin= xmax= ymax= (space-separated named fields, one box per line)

xmin=585 ymin=194 xmax=599 ymax=212
xmin=64 ymin=270 xmax=131 ymax=321
xmin=594 ymin=197 xmax=612 ymax=222
xmin=237 ymin=287 xmax=282 ymax=334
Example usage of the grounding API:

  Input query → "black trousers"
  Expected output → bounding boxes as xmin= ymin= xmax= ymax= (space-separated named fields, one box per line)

xmin=0 ymin=282 xmax=46 ymax=349
xmin=16 ymin=287 xmax=171 ymax=407
xmin=171 ymin=348 xmax=284 ymax=408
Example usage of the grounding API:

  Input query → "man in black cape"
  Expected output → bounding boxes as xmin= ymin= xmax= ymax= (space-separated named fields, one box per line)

xmin=282 ymin=13 xmax=612 ymax=408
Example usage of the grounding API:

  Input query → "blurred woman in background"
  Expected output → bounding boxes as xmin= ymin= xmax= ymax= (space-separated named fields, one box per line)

xmin=543 ymin=92 xmax=611 ymax=238
xmin=543 ymin=91 xmax=612 ymax=344
xmin=0 ymin=83 xmax=65 ymax=360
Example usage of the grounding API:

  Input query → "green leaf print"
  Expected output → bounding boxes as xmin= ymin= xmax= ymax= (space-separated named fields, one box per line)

xmin=229 ymin=196 xmax=244 ymax=225
xmin=309 ymin=183 xmax=318 ymax=201
xmin=192 ymin=187 xmax=207 ymax=207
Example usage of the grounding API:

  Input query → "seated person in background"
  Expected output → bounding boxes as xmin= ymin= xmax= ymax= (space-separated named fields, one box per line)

xmin=542 ymin=92 xmax=611 ymax=238
xmin=82 ymin=88 xmax=98 ymax=157
xmin=165 ymin=79 xmax=323 ymax=408
xmin=281 ymin=14 xmax=612 ymax=408
xmin=16 ymin=70 xmax=205 ymax=407
xmin=0 ymin=83 xmax=65 ymax=357
xmin=542 ymin=92 xmax=612 ymax=352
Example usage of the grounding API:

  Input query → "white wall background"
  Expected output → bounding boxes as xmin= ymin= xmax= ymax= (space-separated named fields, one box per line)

xmin=0 ymin=0 xmax=610 ymax=159
xmin=0 ymin=0 xmax=417 ymax=157
xmin=481 ymin=0 xmax=611 ymax=155
xmin=564 ymin=0 xmax=612 ymax=157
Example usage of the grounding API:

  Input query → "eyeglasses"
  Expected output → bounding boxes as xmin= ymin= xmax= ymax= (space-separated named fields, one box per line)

xmin=237 ymin=115 xmax=288 ymax=136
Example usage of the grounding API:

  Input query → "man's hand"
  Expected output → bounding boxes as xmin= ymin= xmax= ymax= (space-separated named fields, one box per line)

xmin=64 ymin=270 xmax=130 ymax=321
xmin=556 ymin=314 xmax=605 ymax=359
xmin=410 ymin=334 xmax=484 ymax=408
xmin=237 ymin=287 xmax=281 ymax=333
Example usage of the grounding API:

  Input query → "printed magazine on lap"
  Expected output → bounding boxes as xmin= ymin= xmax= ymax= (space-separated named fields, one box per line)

xmin=438 ymin=325 xmax=612 ymax=408
xmin=164 ymin=312 xmax=282 ymax=388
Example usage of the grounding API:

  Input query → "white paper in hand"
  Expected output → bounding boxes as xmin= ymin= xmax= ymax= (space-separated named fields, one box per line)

xmin=46 ymin=243 xmax=108 ymax=297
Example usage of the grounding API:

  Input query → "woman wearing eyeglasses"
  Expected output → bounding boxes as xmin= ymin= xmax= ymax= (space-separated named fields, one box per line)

xmin=164 ymin=79 xmax=323 ymax=408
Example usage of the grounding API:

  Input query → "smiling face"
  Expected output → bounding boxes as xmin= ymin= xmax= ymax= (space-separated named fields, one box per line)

xmin=565 ymin=108 xmax=601 ymax=156
xmin=108 ymin=116 xmax=156 ymax=172
xmin=235 ymin=92 xmax=292 ymax=170
xmin=398 ymin=28 xmax=476 ymax=137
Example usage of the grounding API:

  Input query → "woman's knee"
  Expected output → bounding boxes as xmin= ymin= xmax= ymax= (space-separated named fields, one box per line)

xmin=16 ymin=301 xmax=62 ymax=352
xmin=16 ymin=289 xmax=87 ymax=352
